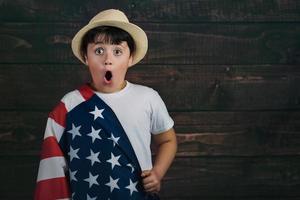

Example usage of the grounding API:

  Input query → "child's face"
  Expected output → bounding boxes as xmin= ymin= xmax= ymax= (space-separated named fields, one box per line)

xmin=85 ymin=39 xmax=133 ymax=93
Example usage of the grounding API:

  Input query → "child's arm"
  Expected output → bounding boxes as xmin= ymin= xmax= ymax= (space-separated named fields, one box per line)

xmin=34 ymin=103 xmax=71 ymax=200
xmin=141 ymin=128 xmax=177 ymax=193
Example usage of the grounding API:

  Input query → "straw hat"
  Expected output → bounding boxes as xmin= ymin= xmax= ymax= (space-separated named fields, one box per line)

xmin=71 ymin=9 xmax=148 ymax=66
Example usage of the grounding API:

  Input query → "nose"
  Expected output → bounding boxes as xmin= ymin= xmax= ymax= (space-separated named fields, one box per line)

xmin=104 ymin=52 xmax=112 ymax=66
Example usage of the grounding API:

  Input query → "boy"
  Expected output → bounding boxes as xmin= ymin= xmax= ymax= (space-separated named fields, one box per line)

xmin=34 ymin=9 xmax=177 ymax=200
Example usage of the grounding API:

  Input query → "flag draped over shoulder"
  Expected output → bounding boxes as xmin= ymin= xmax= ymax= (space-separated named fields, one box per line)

xmin=34 ymin=85 xmax=149 ymax=200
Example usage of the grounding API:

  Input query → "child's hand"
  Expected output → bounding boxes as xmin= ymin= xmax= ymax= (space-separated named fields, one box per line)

xmin=141 ymin=169 xmax=161 ymax=193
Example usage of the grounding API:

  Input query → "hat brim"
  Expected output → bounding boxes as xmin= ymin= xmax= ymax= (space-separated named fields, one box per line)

xmin=71 ymin=21 xmax=148 ymax=66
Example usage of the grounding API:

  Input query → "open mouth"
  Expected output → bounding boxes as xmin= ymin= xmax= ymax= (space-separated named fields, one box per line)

xmin=104 ymin=71 xmax=112 ymax=82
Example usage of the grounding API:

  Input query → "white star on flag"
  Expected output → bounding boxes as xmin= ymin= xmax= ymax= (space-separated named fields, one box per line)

xmin=127 ymin=163 xmax=135 ymax=173
xmin=87 ymin=194 xmax=97 ymax=200
xmin=108 ymin=132 xmax=120 ymax=147
xmin=68 ymin=146 xmax=80 ymax=162
xmin=86 ymin=149 xmax=101 ymax=166
xmin=68 ymin=123 xmax=81 ymax=140
xmin=89 ymin=106 xmax=104 ymax=120
xmin=105 ymin=176 xmax=120 ymax=192
xmin=69 ymin=169 xmax=78 ymax=182
xmin=106 ymin=152 xmax=121 ymax=170
xmin=84 ymin=172 xmax=99 ymax=188
xmin=87 ymin=126 xmax=102 ymax=143
xmin=125 ymin=179 xmax=138 ymax=195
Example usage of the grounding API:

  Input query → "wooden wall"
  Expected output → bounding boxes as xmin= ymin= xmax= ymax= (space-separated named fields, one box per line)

xmin=1 ymin=0 xmax=300 ymax=199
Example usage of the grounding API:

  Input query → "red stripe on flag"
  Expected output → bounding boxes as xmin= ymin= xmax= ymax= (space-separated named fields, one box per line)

xmin=40 ymin=136 xmax=64 ymax=159
xmin=49 ymin=102 xmax=67 ymax=127
xmin=78 ymin=84 xmax=94 ymax=100
xmin=34 ymin=177 xmax=70 ymax=200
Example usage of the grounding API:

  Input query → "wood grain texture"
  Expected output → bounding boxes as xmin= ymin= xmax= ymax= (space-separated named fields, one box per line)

xmin=0 ymin=156 xmax=39 ymax=200
xmin=162 ymin=156 xmax=300 ymax=199
xmin=0 ymin=64 xmax=299 ymax=111
xmin=1 ymin=0 xmax=300 ymax=199
xmin=1 ymin=111 xmax=299 ymax=156
xmin=1 ymin=23 xmax=300 ymax=64
xmin=0 ymin=0 xmax=300 ymax=22
xmin=1 ymin=155 xmax=300 ymax=200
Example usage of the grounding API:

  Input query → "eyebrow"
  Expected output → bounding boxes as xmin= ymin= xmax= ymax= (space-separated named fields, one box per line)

xmin=93 ymin=41 xmax=127 ymax=48
xmin=94 ymin=41 xmax=105 ymax=45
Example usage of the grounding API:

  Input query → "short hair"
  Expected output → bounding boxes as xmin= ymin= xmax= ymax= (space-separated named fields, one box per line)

xmin=80 ymin=26 xmax=135 ymax=60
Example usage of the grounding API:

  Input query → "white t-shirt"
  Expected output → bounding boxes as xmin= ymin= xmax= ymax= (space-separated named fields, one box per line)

xmin=94 ymin=81 xmax=174 ymax=170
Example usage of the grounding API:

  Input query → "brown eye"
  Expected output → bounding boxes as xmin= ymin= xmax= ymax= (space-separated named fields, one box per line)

xmin=95 ymin=47 xmax=104 ymax=55
xmin=113 ymin=49 xmax=123 ymax=56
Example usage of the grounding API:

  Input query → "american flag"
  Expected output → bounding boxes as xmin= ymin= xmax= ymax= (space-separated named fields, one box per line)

xmin=34 ymin=85 xmax=155 ymax=200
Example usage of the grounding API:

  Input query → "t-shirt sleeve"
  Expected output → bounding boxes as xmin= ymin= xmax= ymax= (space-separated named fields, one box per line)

xmin=150 ymin=90 xmax=174 ymax=134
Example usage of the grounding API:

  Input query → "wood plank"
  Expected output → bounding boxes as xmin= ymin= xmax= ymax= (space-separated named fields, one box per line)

xmin=1 ymin=23 xmax=300 ymax=64
xmin=1 ymin=111 xmax=300 ymax=156
xmin=0 ymin=155 xmax=39 ymax=200
xmin=0 ymin=0 xmax=300 ymax=22
xmin=0 ymin=111 xmax=46 ymax=155
xmin=0 ymin=64 xmax=299 ymax=111
xmin=161 ymin=156 xmax=300 ymax=198
xmin=173 ymin=111 xmax=300 ymax=156
xmin=1 ymin=155 xmax=300 ymax=199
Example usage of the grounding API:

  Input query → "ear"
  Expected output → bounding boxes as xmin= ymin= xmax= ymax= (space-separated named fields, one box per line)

xmin=84 ymin=55 xmax=88 ymax=65
xmin=127 ymin=55 xmax=133 ymax=67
